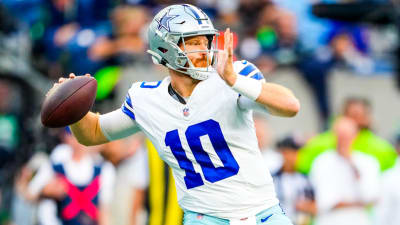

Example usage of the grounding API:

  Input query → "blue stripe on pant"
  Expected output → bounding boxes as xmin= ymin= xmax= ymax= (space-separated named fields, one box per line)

xmin=183 ymin=205 xmax=294 ymax=225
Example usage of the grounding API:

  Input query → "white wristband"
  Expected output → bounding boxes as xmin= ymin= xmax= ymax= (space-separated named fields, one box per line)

xmin=232 ymin=75 xmax=262 ymax=101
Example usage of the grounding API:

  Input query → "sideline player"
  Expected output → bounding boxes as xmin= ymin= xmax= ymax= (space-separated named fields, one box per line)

xmin=53 ymin=4 xmax=300 ymax=225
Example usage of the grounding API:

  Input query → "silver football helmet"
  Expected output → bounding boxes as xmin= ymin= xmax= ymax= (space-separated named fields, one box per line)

xmin=147 ymin=4 xmax=219 ymax=80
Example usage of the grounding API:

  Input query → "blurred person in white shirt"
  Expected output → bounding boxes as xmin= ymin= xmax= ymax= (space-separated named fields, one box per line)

xmin=374 ymin=134 xmax=400 ymax=225
xmin=99 ymin=135 xmax=148 ymax=225
xmin=310 ymin=117 xmax=380 ymax=225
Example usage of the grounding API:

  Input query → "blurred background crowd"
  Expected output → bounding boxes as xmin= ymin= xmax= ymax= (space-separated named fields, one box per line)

xmin=1 ymin=0 xmax=400 ymax=225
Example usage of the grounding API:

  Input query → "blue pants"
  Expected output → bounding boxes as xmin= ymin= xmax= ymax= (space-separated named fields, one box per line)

xmin=183 ymin=205 xmax=294 ymax=225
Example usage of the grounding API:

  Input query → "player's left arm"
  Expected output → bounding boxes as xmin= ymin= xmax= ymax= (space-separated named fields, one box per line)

xmin=217 ymin=28 xmax=300 ymax=117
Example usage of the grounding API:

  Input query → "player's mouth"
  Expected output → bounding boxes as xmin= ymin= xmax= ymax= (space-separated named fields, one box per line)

xmin=192 ymin=57 xmax=211 ymax=68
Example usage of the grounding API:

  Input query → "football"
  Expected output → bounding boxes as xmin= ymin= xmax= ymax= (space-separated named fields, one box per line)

xmin=41 ymin=76 xmax=97 ymax=128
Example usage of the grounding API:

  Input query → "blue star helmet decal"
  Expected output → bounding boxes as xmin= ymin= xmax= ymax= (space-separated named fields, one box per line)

xmin=156 ymin=9 xmax=179 ymax=32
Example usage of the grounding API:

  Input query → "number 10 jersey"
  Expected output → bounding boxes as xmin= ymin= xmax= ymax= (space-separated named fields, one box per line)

xmin=115 ymin=70 xmax=278 ymax=219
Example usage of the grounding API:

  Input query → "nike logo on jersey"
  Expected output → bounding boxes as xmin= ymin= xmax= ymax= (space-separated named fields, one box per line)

xmin=260 ymin=214 xmax=273 ymax=223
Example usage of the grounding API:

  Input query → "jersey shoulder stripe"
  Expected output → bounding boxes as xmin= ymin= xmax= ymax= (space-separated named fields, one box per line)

xmin=238 ymin=63 xmax=256 ymax=76
xmin=122 ymin=93 xmax=135 ymax=120
xmin=121 ymin=80 xmax=165 ymax=120
xmin=233 ymin=60 xmax=265 ymax=81
xmin=121 ymin=82 xmax=143 ymax=120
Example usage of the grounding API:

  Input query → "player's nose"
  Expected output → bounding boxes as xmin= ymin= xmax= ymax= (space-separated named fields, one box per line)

xmin=199 ymin=47 xmax=209 ymax=58
xmin=199 ymin=42 xmax=208 ymax=51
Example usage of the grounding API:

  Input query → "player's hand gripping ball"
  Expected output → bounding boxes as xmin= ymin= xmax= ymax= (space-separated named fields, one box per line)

xmin=41 ymin=73 xmax=97 ymax=128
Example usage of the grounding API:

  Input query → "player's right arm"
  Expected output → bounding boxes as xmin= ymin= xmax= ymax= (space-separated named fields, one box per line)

xmin=69 ymin=111 xmax=109 ymax=146
xmin=70 ymin=106 xmax=140 ymax=146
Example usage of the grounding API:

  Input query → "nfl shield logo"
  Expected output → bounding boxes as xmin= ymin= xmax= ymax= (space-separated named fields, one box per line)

xmin=183 ymin=107 xmax=190 ymax=117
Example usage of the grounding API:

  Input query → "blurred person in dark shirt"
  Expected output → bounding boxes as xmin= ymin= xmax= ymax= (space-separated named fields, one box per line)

xmin=42 ymin=0 xmax=115 ymax=77
xmin=0 ymin=80 xmax=22 ymax=169
xmin=88 ymin=5 xmax=150 ymax=65
xmin=0 ymin=81 xmax=15 ymax=161
xmin=0 ymin=76 xmax=37 ymax=171
xmin=273 ymin=136 xmax=316 ymax=225
xmin=253 ymin=3 xmax=297 ymax=72
xmin=247 ymin=0 xmax=375 ymax=127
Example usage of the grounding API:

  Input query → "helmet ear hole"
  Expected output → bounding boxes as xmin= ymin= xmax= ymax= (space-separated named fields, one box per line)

xmin=158 ymin=47 xmax=168 ymax=53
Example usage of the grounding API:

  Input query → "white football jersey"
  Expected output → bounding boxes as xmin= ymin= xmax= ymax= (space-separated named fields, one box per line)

xmin=101 ymin=61 xmax=279 ymax=219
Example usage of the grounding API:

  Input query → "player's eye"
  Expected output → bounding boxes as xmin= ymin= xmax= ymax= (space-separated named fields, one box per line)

xmin=187 ymin=41 xmax=200 ymax=45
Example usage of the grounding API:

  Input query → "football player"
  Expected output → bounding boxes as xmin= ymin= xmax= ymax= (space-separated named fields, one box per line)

xmin=58 ymin=4 xmax=299 ymax=225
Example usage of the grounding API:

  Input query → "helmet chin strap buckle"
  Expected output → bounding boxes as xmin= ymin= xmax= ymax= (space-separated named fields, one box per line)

xmin=188 ymin=70 xmax=209 ymax=80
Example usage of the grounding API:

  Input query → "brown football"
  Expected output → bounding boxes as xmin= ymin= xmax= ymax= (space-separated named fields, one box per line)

xmin=41 ymin=76 xmax=97 ymax=128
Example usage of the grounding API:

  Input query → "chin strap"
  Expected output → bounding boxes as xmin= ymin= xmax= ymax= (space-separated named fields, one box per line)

xmin=187 ymin=69 xmax=210 ymax=80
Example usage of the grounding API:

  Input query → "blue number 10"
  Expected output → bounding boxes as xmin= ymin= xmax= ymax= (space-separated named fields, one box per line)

xmin=165 ymin=119 xmax=239 ymax=189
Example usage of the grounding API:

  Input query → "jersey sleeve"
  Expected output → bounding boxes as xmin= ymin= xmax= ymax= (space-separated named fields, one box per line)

xmin=233 ymin=60 xmax=268 ymax=113
xmin=99 ymin=85 xmax=141 ymax=141
xmin=99 ymin=109 xmax=140 ymax=141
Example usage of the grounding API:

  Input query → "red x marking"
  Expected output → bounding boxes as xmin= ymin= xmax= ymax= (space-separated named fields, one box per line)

xmin=59 ymin=176 xmax=100 ymax=220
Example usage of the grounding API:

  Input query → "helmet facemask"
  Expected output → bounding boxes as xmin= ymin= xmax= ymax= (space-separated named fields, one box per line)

xmin=173 ymin=33 xmax=219 ymax=80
